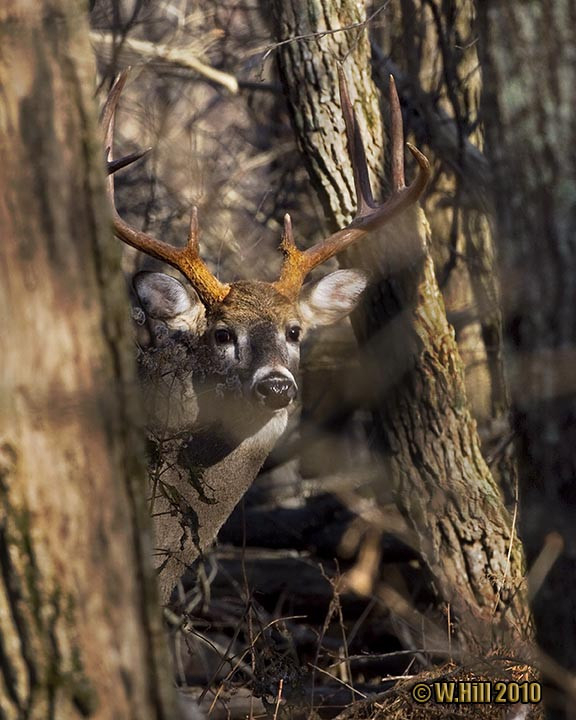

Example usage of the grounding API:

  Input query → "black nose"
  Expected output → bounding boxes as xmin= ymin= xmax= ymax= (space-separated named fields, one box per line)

xmin=254 ymin=375 xmax=297 ymax=410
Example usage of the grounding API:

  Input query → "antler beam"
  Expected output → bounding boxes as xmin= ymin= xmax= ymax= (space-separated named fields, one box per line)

xmin=272 ymin=68 xmax=431 ymax=300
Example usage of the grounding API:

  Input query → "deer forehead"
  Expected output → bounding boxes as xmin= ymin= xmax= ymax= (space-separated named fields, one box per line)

xmin=206 ymin=281 xmax=300 ymax=328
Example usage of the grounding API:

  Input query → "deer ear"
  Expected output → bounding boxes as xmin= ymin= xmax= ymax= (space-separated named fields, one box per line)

xmin=133 ymin=272 xmax=206 ymax=332
xmin=298 ymin=269 xmax=368 ymax=326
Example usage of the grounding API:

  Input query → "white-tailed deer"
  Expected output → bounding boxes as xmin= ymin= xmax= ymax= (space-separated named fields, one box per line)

xmin=104 ymin=70 xmax=429 ymax=604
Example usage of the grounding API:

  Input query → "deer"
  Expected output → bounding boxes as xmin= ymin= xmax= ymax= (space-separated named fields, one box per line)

xmin=103 ymin=69 xmax=430 ymax=605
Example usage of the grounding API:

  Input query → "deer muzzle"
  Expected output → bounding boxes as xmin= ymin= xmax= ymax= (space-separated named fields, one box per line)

xmin=253 ymin=371 xmax=297 ymax=410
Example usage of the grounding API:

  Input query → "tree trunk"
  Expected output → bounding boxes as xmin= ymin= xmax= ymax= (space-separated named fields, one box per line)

xmin=269 ymin=0 xmax=527 ymax=650
xmin=0 ymin=3 xmax=177 ymax=718
xmin=479 ymin=3 xmax=576 ymax=716
xmin=373 ymin=0 xmax=513 ymax=497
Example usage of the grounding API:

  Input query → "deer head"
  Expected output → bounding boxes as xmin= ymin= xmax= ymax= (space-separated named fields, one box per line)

xmin=104 ymin=69 xmax=430 ymax=441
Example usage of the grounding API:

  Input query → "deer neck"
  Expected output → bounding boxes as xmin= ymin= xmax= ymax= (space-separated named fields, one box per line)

xmin=148 ymin=406 xmax=289 ymax=605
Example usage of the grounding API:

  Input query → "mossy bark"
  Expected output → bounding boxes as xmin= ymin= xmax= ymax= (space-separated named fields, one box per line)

xmin=269 ymin=0 xmax=528 ymax=650
xmin=0 ymin=2 xmax=177 ymax=718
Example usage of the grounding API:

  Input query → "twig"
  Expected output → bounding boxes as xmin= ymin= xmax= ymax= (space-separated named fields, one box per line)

xmin=327 ymin=648 xmax=455 ymax=667
xmin=91 ymin=31 xmax=239 ymax=94
xmin=272 ymin=678 xmax=284 ymax=720
xmin=260 ymin=2 xmax=391 ymax=64
xmin=308 ymin=663 xmax=368 ymax=701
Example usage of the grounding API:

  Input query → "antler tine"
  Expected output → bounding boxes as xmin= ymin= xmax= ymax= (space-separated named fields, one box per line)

xmin=101 ymin=69 xmax=130 ymax=152
xmin=273 ymin=70 xmax=430 ymax=300
xmin=389 ymin=75 xmax=405 ymax=192
xmin=187 ymin=205 xmax=200 ymax=250
xmin=107 ymin=147 xmax=151 ymax=176
xmin=338 ymin=65 xmax=375 ymax=214
xmin=104 ymin=71 xmax=230 ymax=306
xmin=280 ymin=213 xmax=297 ymax=255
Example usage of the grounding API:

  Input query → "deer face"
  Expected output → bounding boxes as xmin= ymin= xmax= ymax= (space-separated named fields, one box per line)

xmin=134 ymin=269 xmax=367 ymax=425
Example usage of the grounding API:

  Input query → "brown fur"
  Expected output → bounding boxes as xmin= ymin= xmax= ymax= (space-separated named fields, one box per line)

xmin=209 ymin=281 xmax=302 ymax=326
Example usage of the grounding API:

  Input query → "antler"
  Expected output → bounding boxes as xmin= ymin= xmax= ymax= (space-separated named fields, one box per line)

xmin=272 ymin=68 xmax=431 ymax=299
xmin=103 ymin=70 xmax=230 ymax=307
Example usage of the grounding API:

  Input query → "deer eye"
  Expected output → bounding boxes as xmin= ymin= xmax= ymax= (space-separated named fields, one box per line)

xmin=214 ymin=328 xmax=234 ymax=345
xmin=286 ymin=325 xmax=301 ymax=343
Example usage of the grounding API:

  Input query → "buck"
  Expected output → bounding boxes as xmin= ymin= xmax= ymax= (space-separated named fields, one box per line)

xmin=104 ymin=70 xmax=429 ymax=604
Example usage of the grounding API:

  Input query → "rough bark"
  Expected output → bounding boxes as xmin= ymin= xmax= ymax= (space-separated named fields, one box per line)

xmin=478 ymin=3 xmax=576 ymax=716
xmin=0 ymin=2 xmax=177 ymax=718
xmin=373 ymin=0 xmax=512 ymax=493
xmin=269 ymin=0 xmax=527 ymax=650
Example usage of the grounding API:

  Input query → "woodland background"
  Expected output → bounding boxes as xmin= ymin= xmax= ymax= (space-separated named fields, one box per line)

xmin=1 ymin=1 xmax=575 ymax=719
